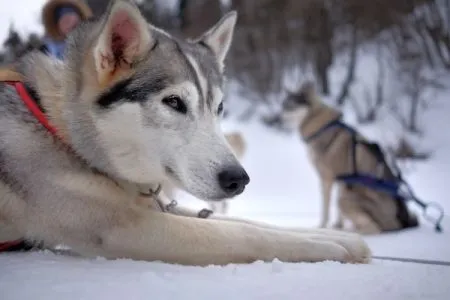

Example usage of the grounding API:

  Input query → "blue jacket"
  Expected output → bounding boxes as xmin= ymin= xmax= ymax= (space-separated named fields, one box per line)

xmin=39 ymin=0 xmax=93 ymax=60
xmin=41 ymin=37 xmax=66 ymax=60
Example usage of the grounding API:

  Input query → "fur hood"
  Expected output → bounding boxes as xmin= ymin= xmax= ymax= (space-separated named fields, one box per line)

xmin=41 ymin=0 xmax=93 ymax=41
xmin=0 ymin=68 xmax=23 ymax=82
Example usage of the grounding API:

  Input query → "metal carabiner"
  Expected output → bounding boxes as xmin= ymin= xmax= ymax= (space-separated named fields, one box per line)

xmin=422 ymin=202 xmax=445 ymax=232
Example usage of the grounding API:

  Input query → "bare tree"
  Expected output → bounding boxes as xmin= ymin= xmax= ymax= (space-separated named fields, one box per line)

xmin=391 ymin=55 xmax=446 ymax=135
xmin=335 ymin=25 xmax=358 ymax=106
xmin=348 ymin=40 xmax=389 ymax=123
xmin=0 ymin=26 xmax=44 ymax=65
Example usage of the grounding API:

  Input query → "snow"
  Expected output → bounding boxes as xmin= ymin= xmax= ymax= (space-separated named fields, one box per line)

xmin=0 ymin=0 xmax=47 ymax=42
xmin=2 ymin=114 xmax=450 ymax=300
xmin=1 ymin=1 xmax=450 ymax=299
xmin=2 ymin=252 xmax=450 ymax=300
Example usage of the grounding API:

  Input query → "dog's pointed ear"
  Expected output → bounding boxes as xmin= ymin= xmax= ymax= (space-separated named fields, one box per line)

xmin=198 ymin=11 xmax=237 ymax=71
xmin=93 ymin=0 xmax=153 ymax=85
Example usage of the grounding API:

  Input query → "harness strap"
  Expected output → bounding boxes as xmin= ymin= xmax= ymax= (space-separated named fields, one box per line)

xmin=5 ymin=81 xmax=58 ymax=136
xmin=304 ymin=118 xmax=362 ymax=182
xmin=350 ymin=133 xmax=358 ymax=176
xmin=372 ymin=255 xmax=450 ymax=266
xmin=0 ymin=240 xmax=23 ymax=252
xmin=303 ymin=119 xmax=341 ymax=143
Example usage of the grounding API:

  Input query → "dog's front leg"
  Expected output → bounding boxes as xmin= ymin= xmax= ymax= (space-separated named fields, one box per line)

xmin=319 ymin=179 xmax=333 ymax=228
xmin=99 ymin=210 xmax=358 ymax=266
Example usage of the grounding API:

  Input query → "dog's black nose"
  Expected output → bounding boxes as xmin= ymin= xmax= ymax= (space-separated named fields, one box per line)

xmin=217 ymin=167 xmax=250 ymax=196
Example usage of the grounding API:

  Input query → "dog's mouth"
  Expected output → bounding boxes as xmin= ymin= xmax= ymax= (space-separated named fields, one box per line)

xmin=163 ymin=164 xmax=249 ymax=200
xmin=207 ymin=185 xmax=246 ymax=201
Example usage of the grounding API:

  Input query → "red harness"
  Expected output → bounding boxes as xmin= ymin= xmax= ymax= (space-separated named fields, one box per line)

xmin=0 ymin=81 xmax=58 ymax=252
xmin=6 ymin=81 xmax=58 ymax=135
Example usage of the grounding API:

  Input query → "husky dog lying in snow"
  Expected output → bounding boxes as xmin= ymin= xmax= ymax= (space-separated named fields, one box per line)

xmin=0 ymin=0 xmax=370 ymax=265
xmin=264 ymin=82 xmax=419 ymax=235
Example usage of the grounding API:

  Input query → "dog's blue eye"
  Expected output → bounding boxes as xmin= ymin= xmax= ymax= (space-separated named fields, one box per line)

xmin=162 ymin=95 xmax=187 ymax=114
xmin=217 ymin=102 xmax=223 ymax=115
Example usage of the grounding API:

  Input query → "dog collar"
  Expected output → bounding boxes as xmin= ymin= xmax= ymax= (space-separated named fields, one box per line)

xmin=6 ymin=81 xmax=58 ymax=136
xmin=302 ymin=114 xmax=346 ymax=143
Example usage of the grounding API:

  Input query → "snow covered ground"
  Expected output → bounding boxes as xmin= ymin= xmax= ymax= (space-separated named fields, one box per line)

xmin=1 ymin=116 xmax=450 ymax=300
xmin=1 ymin=0 xmax=450 ymax=299
xmin=2 ymin=251 xmax=449 ymax=300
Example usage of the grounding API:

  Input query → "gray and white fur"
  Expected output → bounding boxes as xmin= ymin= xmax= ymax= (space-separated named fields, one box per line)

xmin=0 ymin=0 xmax=370 ymax=265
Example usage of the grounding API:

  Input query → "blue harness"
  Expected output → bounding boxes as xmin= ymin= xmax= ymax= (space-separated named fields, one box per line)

xmin=304 ymin=118 xmax=444 ymax=232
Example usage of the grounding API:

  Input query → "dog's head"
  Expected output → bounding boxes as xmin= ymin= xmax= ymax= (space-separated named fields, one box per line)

xmin=61 ymin=0 xmax=249 ymax=200
xmin=279 ymin=81 xmax=319 ymax=127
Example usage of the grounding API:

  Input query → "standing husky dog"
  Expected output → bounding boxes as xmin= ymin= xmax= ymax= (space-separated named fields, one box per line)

xmin=0 ymin=0 xmax=370 ymax=265
xmin=266 ymin=82 xmax=418 ymax=235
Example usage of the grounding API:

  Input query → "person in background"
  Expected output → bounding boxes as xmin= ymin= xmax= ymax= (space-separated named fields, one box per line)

xmin=40 ymin=0 xmax=93 ymax=60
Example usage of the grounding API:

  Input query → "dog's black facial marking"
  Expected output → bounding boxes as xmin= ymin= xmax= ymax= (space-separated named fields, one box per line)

xmin=290 ymin=93 xmax=310 ymax=107
xmin=295 ymin=94 xmax=310 ymax=105
xmin=283 ymin=93 xmax=310 ymax=111
xmin=97 ymin=78 xmax=133 ymax=107
xmin=97 ymin=76 xmax=169 ymax=108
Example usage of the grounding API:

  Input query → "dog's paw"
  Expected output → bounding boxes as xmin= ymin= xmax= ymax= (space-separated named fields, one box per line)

xmin=310 ymin=230 xmax=372 ymax=264
xmin=334 ymin=232 xmax=371 ymax=264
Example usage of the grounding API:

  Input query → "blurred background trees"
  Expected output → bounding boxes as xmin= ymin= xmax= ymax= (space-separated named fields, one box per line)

xmin=1 ymin=0 xmax=449 ymax=159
